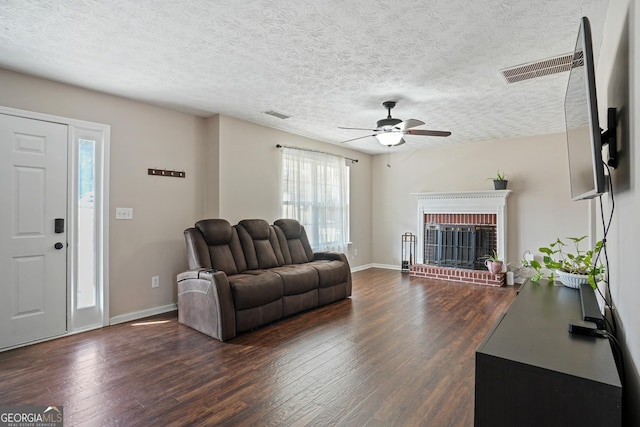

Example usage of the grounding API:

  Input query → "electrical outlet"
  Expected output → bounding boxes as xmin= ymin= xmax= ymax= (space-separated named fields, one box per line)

xmin=151 ymin=276 xmax=159 ymax=288
xmin=354 ymin=248 xmax=358 ymax=256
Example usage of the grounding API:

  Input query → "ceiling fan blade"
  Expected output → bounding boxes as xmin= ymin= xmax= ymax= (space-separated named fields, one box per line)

xmin=338 ymin=126 xmax=379 ymax=132
xmin=340 ymin=134 xmax=376 ymax=143
xmin=405 ymin=129 xmax=452 ymax=137
xmin=395 ymin=119 xmax=425 ymax=130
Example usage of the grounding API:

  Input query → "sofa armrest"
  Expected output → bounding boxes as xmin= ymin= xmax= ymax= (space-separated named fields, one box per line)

xmin=177 ymin=269 xmax=236 ymax=341
xmin=313 ymin=251 xmax=352 ymax=296
xmin=313 ymin=251 xmax=349 ymax=264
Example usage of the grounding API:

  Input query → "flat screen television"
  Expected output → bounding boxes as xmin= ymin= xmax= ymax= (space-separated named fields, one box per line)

xmin=564 ymin=16 xmax=606 ymax=200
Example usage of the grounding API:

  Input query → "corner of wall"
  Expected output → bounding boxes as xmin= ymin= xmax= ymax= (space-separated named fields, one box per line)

xmin=204 ymin=114 xmax=221 ymax=218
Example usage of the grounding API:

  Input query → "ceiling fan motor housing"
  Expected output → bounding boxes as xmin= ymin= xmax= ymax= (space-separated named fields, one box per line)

xmin=377 ymin=117 xmax=402 ymax=129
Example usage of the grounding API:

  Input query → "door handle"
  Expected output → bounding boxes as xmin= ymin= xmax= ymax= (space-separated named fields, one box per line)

xmin=55 ymin=218 xmax=65 ymax=233
xmin=54 ymin=242 xmax=64 ymax=250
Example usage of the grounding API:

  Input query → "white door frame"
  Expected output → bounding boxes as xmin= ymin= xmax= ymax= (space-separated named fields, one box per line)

xmin=0 ymin=106 xmax=110 ymax=338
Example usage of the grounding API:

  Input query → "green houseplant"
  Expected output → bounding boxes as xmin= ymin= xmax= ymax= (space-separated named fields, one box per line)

xmin=529 ymin=236 xmax=604 ymax=288
xmin=487 ymin=170 xmax=508 ymax=190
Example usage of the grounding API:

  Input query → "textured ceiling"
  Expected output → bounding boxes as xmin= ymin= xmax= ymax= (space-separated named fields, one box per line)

xmin=0 ymin=0 xmax=609 ymax=154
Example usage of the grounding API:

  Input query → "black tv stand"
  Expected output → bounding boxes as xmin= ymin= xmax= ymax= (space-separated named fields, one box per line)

xmin=475 ymin=280 xmax=621 ymax=426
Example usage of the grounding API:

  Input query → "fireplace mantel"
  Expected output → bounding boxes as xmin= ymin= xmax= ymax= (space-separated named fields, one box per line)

xmin=412 ymin=190 xmax=512 ymax=265
xmin=411 ymin=190 xmax=511 ymax=212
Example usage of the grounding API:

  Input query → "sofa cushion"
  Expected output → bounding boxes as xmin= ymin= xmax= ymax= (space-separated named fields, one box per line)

xmin=237 ymin=219 xmax=285 ymax=269
xmin=308 ymin=260 xmax=350 ymax=288
xmin=274 ymin=218 xmax=314 ymax=264
xmin=195 ymin=219 xmax=247 ymax=274
xmin=238 ymin=218 xmax=271 ymax=239
xmin=270 ymin=265 xmax=319 ymax=295
xmin=228 ymin=272 xmax=283 ymax=310
xmin=184 ymin=228 xmax=212 ymax=270
xmin=196 ymin=219 xmax=233 ymax=245
xmin=283 ymin=291 xmax=318 ymax=317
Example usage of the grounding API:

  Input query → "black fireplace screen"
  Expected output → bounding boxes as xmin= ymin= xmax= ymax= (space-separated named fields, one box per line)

xmin=424 ymin=224 xmax=496 ymax=270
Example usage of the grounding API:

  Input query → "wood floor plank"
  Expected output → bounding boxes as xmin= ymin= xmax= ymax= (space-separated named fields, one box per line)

xmin=0 ymin=268 xmax=517 ymax=426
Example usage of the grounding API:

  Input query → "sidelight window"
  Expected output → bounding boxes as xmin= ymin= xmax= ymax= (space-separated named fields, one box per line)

xmin=77 ymin=139 xmax=96 ymax=309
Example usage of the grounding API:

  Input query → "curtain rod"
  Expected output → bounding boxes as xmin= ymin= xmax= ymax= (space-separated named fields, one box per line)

xmin=275 ymin=144 xmax=359 ymax=163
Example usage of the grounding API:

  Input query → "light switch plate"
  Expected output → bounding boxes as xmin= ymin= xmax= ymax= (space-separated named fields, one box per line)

xmin=115 ymin=207 xmax=133 ymax=220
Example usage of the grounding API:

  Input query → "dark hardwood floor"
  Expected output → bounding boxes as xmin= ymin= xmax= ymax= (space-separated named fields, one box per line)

xmin=0 ymin=268 xmax=517 ymax=426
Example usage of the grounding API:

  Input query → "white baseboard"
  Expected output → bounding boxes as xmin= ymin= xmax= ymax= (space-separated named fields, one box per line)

xmin=351 ymin=263 xmax=401 ymax=272
xmin=109 ymin=303 xmax=177 ymax=325
xmin=371 ymin=263 xmax=402 ymax=271
xmin=351 ymin=263 xmax=374 ymax=272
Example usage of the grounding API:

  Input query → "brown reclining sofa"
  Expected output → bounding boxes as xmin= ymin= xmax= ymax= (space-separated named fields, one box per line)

xmin=177 ymin=218 xmax=351 ymax=341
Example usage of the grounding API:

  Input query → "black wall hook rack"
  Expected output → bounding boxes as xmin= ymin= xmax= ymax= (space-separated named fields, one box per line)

xmin=148 ymin=168 xmax=186 ymax=178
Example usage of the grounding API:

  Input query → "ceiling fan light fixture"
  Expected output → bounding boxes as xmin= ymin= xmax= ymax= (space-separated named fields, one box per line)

xmin=376 ymin=132 xmax=404 ymax=146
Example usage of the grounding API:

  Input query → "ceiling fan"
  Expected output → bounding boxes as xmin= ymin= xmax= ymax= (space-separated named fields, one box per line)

xmin=339 ymin=101 xmax=451 ymax=146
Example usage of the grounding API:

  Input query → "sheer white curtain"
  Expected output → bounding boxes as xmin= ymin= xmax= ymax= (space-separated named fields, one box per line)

xmin=281 ymin=147 xmax=349 ymax=252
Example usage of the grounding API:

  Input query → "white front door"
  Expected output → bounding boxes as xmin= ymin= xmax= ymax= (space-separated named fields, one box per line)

xmin=0 ymin=114 xmax=68 ymax=349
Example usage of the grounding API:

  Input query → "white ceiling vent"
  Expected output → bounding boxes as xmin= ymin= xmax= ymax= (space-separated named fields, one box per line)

xmin=500 ymin=52 xmax=582 ymax=84
xmin=263 ymin=110 xmax=291 ymax=120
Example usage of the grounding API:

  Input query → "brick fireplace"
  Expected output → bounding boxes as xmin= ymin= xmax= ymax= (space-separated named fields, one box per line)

xmin=410 ymin=190 xmax=511 ymax=286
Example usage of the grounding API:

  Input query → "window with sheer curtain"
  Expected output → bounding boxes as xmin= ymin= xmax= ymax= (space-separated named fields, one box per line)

xmin=281 ymin=147 xmax=349 ymax=252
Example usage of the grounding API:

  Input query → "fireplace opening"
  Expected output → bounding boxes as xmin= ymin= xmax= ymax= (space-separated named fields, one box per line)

xmin=424 ymin=223 xmax=496 ymax=270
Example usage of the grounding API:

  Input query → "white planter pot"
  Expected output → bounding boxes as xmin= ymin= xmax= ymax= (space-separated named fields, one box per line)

xmin=555 ymin=270 xmax=589 ymax=289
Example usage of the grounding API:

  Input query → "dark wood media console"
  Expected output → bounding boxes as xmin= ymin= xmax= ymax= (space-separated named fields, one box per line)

xmin=475 ymin=280 xmax=622 ymax=426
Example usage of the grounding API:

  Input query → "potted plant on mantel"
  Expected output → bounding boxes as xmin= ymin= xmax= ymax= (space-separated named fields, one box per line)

xmin=482 ymin=250 xmax=504 ymax=275
xmin=487 ymin=170 xmax=508 ymax=190
xmin=529 ymin=236 xmax=604 ymax=289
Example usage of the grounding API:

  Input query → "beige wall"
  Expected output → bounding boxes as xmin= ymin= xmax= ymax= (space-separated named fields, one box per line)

xmin=204 ymin=115 xmax=220 ymax=218
xmin=0 ymin=68 xmax=373 ymax=321
xmin=216 ymin=115 xmax=373 ymax=268
xmin=370 ymin=132 xmax=589 ymax=267
xmin=597 ymin=0 xmax=639 ymax=423
xmin=0 ymin=68 xmax=208 ymax=318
